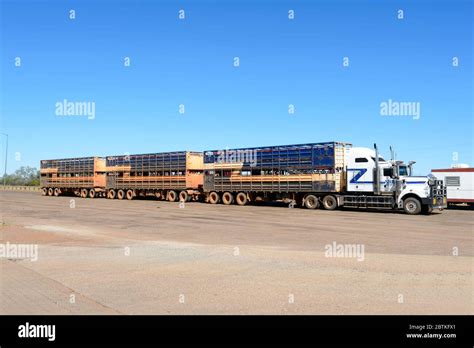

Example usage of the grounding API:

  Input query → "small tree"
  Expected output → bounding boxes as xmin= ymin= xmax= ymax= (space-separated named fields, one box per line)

xmin=1 ymin=166 xmax=40 ymax=186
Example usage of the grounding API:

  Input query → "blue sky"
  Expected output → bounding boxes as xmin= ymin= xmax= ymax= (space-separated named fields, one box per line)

xmin=0 ymin=0 xmax=472 ymax=175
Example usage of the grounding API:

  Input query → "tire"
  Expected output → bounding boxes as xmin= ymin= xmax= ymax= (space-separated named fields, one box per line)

xmin=422 ymin=205 xmax=433 ymax=215
xmin=236 ymin=192 xmax=248 ymax=206
xmin=322 ymin=195 xmax=337 ymax=210
xmin=42 ymin=188 xmax=48 ymax=196
xmin=403 ymin=197 xmax=422 ymax=215
xmin=48 ymin=188 xmax=54 ymax=196
xmin=54 ymin=188 xmax=61 ymax=196
xmin=155 ymin=190 xmax=161 ymax=200
xmin=126 ymin=189 xmax=134 ymax=200
xmin=107 ymin=190 xmax=116 ymax=199
xmin=222 ymin=192 xmax=234 ymax=205
xmin=304 ymin=195 xmax=319 ymax=209
xmin=89 ymin=189 xmax=96 ymax=198
xmin=117 ymin=189 xmax=125 ymax=200
xmin=209 ymin=192 xmax=220 ymax=204
xmin=167 ymin=190 xmax=177 ymax=202
xmin=80 ymin=189 xmax=88 ymax=198
xmin=179 ymin=191 xmax=189 ymax=202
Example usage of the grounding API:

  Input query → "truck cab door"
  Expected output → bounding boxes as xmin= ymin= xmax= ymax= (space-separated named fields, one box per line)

xmin=380 ymin=167 xmax=395 ymax=193
xmin=347 ymin=157 xmax=374 ymax=192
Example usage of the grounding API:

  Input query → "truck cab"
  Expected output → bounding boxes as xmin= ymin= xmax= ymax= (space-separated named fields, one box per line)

xmin=345 ymin=146 xmax=447 ymax=214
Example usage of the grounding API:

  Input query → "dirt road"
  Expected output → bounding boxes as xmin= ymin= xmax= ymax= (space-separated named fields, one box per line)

xmin=0 ymin=191 xmax=472 ymax=314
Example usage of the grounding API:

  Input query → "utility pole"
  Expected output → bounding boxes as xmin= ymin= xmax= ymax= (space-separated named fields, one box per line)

xmin=1 ymin=133 xmax=8 ymax=187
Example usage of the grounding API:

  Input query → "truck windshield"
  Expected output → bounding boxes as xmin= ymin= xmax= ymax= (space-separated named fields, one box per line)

xmin=399 ymin=166 xmax=408 ymax=176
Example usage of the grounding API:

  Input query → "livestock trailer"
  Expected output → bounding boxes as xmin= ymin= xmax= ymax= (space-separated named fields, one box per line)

xmin=431 ymin=168 xmax=474 ymax=205
xmin=203 ymin=142 xmax=352 ymax=206
xmin=40 ymin=157 xmax=107 ymax=198
xmin=105 ymin=151 xmax=203 ymax=201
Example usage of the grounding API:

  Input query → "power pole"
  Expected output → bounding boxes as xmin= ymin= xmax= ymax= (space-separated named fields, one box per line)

xmin=1 ymin=133 xmax=8 ymax=187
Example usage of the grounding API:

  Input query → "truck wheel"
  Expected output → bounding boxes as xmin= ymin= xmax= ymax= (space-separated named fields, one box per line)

xmin=41 ymin=188 xmax=47 ymax=196
xmin=53 ymin=188 xmax=60 ymax=196
xmin=179 ymin=191 xmax=189 ymax=202
xmin=209 ymin=192 xmax=220 ymax=204
xmin=222 ymin=192 xmax=234 ymax=205
xmin=117 ymin=190 xmax=125 ymax=200
xmin=422 ymin=205 xmax=433 ymax=215
xmin=48 ymin=188 xmax=54 ymax=196
xmin=322 ymin=195 xmax=337 ymax=210
xmin=126 ymin=189 xmax=134 ymax=200
xmin=155 ymin=190 xmax=161 ymax=200
xmin=167 ymin=190 xmax=177 ymax=202
xmin=403 ymin=197 xmax=421 ymax=215
xmin=304 ymin=195 xmax=319 ymax=209
xmin=107 ymin=190 xmax=116 ymax=199
xmin=236 ymin=192 xmax=248 ymax=206
xmin=89 ymin=189 xmax=96 ymax=198
xmin=81 ymin=189 xmax=88 ymax=198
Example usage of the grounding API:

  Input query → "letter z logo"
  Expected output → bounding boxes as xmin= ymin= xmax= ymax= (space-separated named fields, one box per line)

xmin=348 ymin=168 xmax=368 ymax=184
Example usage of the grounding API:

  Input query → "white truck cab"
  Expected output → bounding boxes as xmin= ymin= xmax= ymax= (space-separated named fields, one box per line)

xmin=343 ymin=145 xmax=447 ymax=214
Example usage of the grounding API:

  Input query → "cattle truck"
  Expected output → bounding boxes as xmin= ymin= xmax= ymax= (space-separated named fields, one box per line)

xmin=105 ymin=151 xmax=204 ymax=201
xmin=203 ymin=142 xmax=447 ymax=214
xmin=431 ymin=167 xmax=474 ymax=206
xmin=40 ymin=157 xmax=107 ymax=198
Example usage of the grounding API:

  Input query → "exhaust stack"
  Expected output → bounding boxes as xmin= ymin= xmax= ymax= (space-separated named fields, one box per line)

xmin=374 ymin=143 xmax=380 ymax=195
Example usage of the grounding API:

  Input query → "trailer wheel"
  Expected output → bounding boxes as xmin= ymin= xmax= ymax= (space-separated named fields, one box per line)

xmin=41 ymin=188 xmax=48 ymax=196
xmin=403 ymin=197 xmax=421 ymax=215
xmin=80 ymin=189 xmax=88 ymax=198
xmin=304 ymin=195 xmax=319 ymax=209
xmin=117 ymin=189 xmax=125 ymax=200
xmin=107 ymin=190 xmax=116 ymax=199
xmin=322 ymin=195 xmax=337 ymax=210
xmin=47 ymin=188 xmax=54 ymax=196
xmin=126 ymin=189 xmax=134 ymax=200
xmin=53 ymin=188 xmax=60 ymax=196
xmin=167 ymin=190 xmax=177 ymax=202
xmin=179 ymin=191 xmax=189 ymax=202
xmin=222 ymin=192 xmax=234 ymax=205
xmin=236 ymin=192 xmax=248 ymax=206
xmin=89 ymin=189 xmax=96 ymax=199
xmin=209 ymin=192 xmax=220 ymax=204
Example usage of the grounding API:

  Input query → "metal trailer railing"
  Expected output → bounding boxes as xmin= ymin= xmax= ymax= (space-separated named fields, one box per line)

xmin=203 ymin=142 xmax=351 ymax=193
xmin=40 ymin=157 xmax=100 ymax=189
xmin=106 ymin=151 xmax=201 ymax=190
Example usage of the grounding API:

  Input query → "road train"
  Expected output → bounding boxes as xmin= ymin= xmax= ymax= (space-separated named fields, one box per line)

xmin=40 ymin=141 xmax=447 ymax=215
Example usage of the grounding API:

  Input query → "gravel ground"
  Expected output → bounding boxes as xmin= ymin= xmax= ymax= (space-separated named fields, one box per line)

xmin=0 ymin=191 xmax=472 ymax=314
